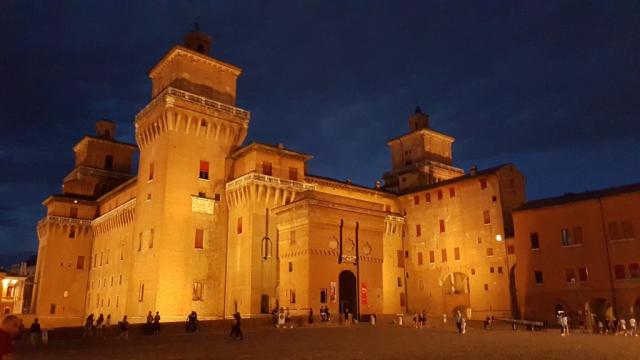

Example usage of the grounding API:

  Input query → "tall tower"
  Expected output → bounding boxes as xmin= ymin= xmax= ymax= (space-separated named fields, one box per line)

xmin=383 ymin=107 xmax=463 ymax=192
xmin=129 ymin=30 xmax=250 ymax=321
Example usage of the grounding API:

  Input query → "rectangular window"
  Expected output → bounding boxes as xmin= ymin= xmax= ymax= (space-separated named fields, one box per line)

xmin=262 ymin=161 xmax=272 ymax=176
xmin=416 ymin=224 xmax=421 ymax=237
xmin=69 ymin=207 xmax=78 ymax=218
xmin=149 ymin=228 xmax=154 ymax=249
xmin=417 ymin=252 xmax=423 ymax=265
xmin=480 ymin=178 xmax=488 ymax=189
xmin=76 ymin=256 xmax=85 ymax=270
xmin=565 ymin=268 xmax=576 ymax=283
xmin=384 ymin=204 xmax=391 ymax=212
xmin=608 ymin=222 xmax=620 ymax=241
xmin=448 ymin=187 xmax=455 ymax=198
xmin=148 ymin=162 xmax=154 ymax=180
xmin=454 ymin=247 xmax=460 ymax=261
xmin=50 ymin=304 xmax=56 ymax=314
xmin=106 ymin=250 xmax=109 ymax=264
xmin=629 ymin=263 xmax=640 ymax=278
xmin=320 ymin=289 xmax=327 ymax=303
xmin=534 ymin=270 xmax=543 ymax=284
xmin=425 ymin=193 xmax=431 ymax=203
xmin=614 ymin=264 xmax=626 ymax=279
xmin=199 ymin=161 xmax=209 ymax=180
xmin=486 ymin=247 xmax=494 ymax=257
xmin=195 ymin=229 xmax=204 ymax=249
xmin=99 ymin=252 xmax=103 ymax=266
xmin=397 ymin=277 xmax=402 ymax=287
xmin=490 ymin=267 xmax=495 ymax=274
xmin=414 ymin=195 xmax=420 ymax=205
xmin=561 ymin=228 xmax=571 ymax=246
xmin=498 ymin=266 xmax=503 ymax=274
xmin=193 ymin=282 xmax=203 ymax=301
xmin=429 ymin=250 xmax=435 ymax=264
xmin=290 ymin=230 xmax=296 ymax=245
xmin=104 ymin=155 xmax=114 ymax=170
xmin=578 ymin=267 xmax=589 ymax=282
xmin=397 ymin=250 xmax=405 ymax=267
xmin=439 ymin=219 xmax=445 ymax=233
xmin=237 ymin=217 xmax=243 ymax=234
xmin=507 ymin=244 xmax=515 ymax=254
xmin=289 ymin=167 xmax=298 ymax=181
xmin=68 ymin=227 xmax=76 ymax=238
xmin=530 ymin=232 xmax=540 ymax=249
xmin=138 ymin=282 xmax=144 ymax=302
xmin=437 ymin=190 xmax=443 ymax=200
xmin=288 ymin=262 xmax=293 ymax=272
xmin=572 ymin=226 xmax=583 ymax=244
xmin=621 ymin=221 xmax=635 ymax=239
xmin=441 ymin=249 xmax=447 ymax=262
xmin=289 ymin=289 xmax=296 ymax=304
xmin=138 ymin=233 xmax=142 ymax=252
xmin=483 ymin=210 xmax=491 ymax=225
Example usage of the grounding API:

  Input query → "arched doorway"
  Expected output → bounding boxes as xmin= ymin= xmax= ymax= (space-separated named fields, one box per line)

xmin=442 ymin=272 xmax=471 ymax=319
xmin=339 ymin=270 xmax=357 ymax=318
xmin=586 ymin=297 xmax=611 ymax=331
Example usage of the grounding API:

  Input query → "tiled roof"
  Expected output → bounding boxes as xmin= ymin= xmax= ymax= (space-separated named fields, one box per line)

xmin=517 ymin=182 xmax=640 ymax=211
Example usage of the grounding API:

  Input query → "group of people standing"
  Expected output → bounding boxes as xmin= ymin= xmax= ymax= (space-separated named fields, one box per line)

xmin=412 ymin=310 xmax=428 ymax=328
xmin=145 ymin=311 xmax=161 ymax=335
xmin=83 ymin=313 xmax=112 ymax=338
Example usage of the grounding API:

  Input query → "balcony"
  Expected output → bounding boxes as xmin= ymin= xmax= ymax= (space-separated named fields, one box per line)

xmin=136 ymin=87 xmax=250 ymax=122
xmin=226 ymin=172 xmax=316 ymax=192
xmin=38 ymin=216 xmax=92 ymax=228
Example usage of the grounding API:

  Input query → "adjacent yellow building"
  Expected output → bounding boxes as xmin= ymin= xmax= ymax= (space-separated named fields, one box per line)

xmin=32 ymin=31 xmax=525 ymax=327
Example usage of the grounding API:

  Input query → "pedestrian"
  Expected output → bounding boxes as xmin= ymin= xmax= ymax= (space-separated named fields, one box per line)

xmin=146 ymin=311 xmax=153 ymax=335
xmin=618 ymin=319 xmax=627 ymax=336
xmin=105 ymin=315 xmax=111 ymax=337
xmin=308 ymin=308 xmax=314 ymax=325
xmin=83 ymin=314 xmax=94 ymax=338
xmin=153 ymin=311 xmax=161 ymax=334
xmin=560 ymin=313 xmax=569 ymax=336
xmin=0 ymin=315 xmax=21 ymax=359
xmin=95 ymin=314 xmax=104 ymax=337
xmin=484 ymin=316 xmax=491 ymax=330
xmin=186 ymin=311 xmax=198 ymax=332
xmin=229 ymin=311 xmax=243 ymax=340
xmin=117 ymin=316 xmax=129 ymax=340
xmin=29 ymin=318 xmax=41 ymax=345
xmin=413 ymin=313 xmax=419 ymax=328
xmin=325 ymin=306 xmax=331 ymax=321
xmin=455 ymin=310 xmax=463 ymax=334
xmin=629 ymin=317 xmax=637 ymax=336
xmin=421 ymin=310 xmax=428 ymax=328
xmin=370 ymin=313 xmax=376 ymax=326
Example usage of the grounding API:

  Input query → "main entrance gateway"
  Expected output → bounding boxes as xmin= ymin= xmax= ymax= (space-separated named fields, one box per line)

xmin=339 ymin=270 xmax=357 ymax=318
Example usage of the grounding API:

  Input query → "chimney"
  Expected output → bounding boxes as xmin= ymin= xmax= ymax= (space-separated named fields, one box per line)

xmin=469 ymin=165 xmax=478 ymax=176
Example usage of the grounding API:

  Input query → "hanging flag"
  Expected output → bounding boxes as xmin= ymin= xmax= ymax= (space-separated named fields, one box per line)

xmin=330 ymin=282 xmax=337 ymax=303
xmin=361 ymin=282 xmax=368 ymax=305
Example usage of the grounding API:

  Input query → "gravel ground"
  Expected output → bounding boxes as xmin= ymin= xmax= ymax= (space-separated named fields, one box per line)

xmin=14 ymin=324 xmax=640 ymax=360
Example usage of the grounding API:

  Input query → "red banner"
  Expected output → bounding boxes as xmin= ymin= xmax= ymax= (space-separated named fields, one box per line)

xmin=361 ymin=283 xmax=368 ymax=305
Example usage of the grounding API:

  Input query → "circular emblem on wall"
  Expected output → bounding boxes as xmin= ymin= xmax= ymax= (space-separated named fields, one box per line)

xmin=345 ymin=239 xmax=355 ymax=253
xmin=363 ymin=242 xmax=372 ymax=255
xmin=329 ymin=238 xmax=338 ymax=250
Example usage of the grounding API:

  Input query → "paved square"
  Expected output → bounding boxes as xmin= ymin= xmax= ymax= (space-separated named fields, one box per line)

xmin=15 ymin=324 xmax=640 ymax=360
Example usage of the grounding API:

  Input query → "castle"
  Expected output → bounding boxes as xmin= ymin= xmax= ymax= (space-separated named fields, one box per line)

xmin=31 ymin=31 xmax=638 ymax=328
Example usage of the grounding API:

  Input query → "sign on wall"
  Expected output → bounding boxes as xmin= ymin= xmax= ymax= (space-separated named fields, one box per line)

xmin=330 ymin=282 xmax=336 ymax=303
xmin=361 ymin=282 xmax=368 ymax=305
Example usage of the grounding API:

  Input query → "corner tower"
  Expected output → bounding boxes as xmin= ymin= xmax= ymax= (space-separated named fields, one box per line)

xmin=383 ymin=107 xmax=463 ymax=192
xmin=129 ymin=30 xmax=250 ymax=321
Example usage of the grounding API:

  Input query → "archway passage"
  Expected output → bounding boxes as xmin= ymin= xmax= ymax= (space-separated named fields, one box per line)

xmin=339 ymin=270 xmax=357 ymax=318
xmin=633 ymin=297 xmax=640 ymax=318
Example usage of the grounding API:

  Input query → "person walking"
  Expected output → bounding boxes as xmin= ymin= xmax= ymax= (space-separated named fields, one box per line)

xmin=95 ymin=314 xmax=104 ymax=338
xmin=560 ymin=313 xmax=570 ymax=336
xmin=308 ymin=308 xmax=314 ymax=325
xmin=117 ymin=316 xmax=129 ymax=340
xmin=455 ymin=310 xmax=463 ymax=334
xmin=83 ymin=314 xmax=94 ymax=338
xmin=186 ymin=311 xmax=198 ymax=332
xmin=229 ymin=311 xmax=243 ymax=340
xmin=153 ymin=311 xmax=161 ymax=334
xmin=146 ymin=311 xmax=153 ymax=335
xmin=629 ymin=317 xmax=637 ymax=336
xmin=29 ymin=318 xmax=41 ymax=345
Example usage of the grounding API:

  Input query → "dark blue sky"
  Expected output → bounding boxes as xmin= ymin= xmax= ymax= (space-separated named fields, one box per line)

xmin=0 ymin=1 xmax=639 ymax=255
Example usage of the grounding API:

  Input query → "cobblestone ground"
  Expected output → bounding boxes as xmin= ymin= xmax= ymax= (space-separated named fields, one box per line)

xmin=15 ymin=324 xmax=640 ymax=360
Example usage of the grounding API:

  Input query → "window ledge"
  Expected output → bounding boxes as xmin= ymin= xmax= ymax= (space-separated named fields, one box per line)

xmin=198 ymin=178 xmax=211 ymax=182
xmin=561 ymin=244 xmax=584 ymax=248
xmin=531 ymin=248 xmax=540 ymax=251
xmin=609 ymin=238 xmax=635 ymax=243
